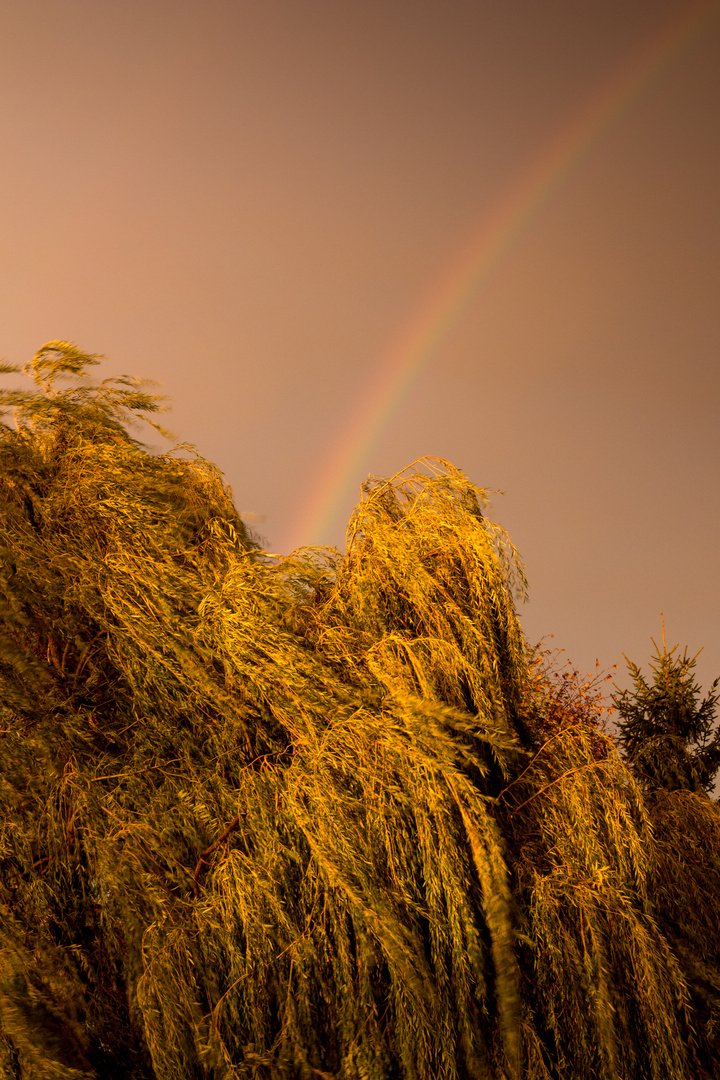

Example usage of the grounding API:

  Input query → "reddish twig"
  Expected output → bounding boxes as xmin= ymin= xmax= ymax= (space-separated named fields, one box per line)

xmin=193 ymin=816 xmax=240 ymax=896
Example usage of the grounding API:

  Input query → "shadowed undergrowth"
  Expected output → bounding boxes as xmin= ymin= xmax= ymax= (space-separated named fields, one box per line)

xmin=1 ymin=343 xmax=718 ymax=1079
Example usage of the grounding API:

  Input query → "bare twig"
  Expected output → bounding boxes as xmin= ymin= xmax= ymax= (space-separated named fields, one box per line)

xmin=193 ymin=816 xmax=240 ymax=896
xmin=508 ymin=761 xmax=609 ymax=818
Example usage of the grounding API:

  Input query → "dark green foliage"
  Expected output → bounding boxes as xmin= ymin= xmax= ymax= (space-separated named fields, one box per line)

xmin=612 ymin=622 xmax=720 ymax=797
xmin=0 ymin=343 xmax=718 ymax=1079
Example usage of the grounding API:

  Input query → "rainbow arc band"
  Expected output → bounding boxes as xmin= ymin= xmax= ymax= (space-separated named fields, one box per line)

xmin=287 ymin=0 xmax=720 ymax=553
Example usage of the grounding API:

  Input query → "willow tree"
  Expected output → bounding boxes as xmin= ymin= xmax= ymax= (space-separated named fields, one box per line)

xmin=0 ymin=342 xmax=717 ymax=1080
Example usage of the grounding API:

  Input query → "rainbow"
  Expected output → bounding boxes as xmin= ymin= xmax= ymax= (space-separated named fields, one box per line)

xmin=286 ymin=0 xmax=720 ymax=552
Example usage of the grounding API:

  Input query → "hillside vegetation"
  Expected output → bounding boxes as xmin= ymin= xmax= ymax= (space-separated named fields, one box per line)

xmin=1 ymin=343 xmax=719 ymax=1080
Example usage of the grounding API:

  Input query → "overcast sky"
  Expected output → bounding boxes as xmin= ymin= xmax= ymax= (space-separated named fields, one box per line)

xmin=2 ymin=0 xmax=719 ymax=725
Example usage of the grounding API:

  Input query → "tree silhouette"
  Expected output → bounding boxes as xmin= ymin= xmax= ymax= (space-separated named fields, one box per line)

xmin=612 ymin=616 xmax=720 ymax=798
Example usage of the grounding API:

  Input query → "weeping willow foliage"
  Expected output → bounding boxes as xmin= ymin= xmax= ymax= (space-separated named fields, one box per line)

xmin=1 ymin=342 xmax=719 ymax=1080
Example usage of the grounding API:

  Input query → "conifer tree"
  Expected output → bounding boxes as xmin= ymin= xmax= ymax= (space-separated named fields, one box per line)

xmin=612 ymin=616 xmax=720 ymax=798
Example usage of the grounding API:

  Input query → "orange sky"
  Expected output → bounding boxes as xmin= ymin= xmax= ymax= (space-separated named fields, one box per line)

xmin=1 ymin=0 xmax=719 ymax=717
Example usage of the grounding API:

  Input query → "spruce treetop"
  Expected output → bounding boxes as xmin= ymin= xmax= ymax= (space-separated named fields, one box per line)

xmin=612 ymin=616 xmax=720 ymax=798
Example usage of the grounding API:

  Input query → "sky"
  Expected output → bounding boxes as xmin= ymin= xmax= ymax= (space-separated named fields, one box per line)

xmin=1 ymin=0 xmax=719 ymax=730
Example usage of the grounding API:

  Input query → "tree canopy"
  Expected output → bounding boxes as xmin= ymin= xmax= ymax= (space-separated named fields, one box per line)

xmin=612 ymin=618 xmax=720 ymax=797
xmin=1 ymin=342 xmax=719 ymax=1080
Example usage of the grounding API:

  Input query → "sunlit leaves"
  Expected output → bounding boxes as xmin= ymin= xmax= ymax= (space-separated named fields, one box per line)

xmin=1 ymin=347 xmax=719 ymax=1079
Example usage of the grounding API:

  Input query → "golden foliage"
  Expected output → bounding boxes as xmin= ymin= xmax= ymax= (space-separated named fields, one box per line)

xmin=0 ymin=344 xmax=718 ymax=1079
